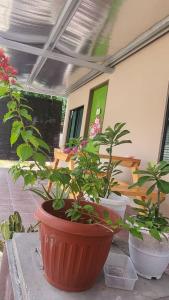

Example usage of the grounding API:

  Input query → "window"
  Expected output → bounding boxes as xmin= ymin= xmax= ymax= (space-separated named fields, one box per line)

xmin=66 ymin=106 xmax=84 ymax=143
xmin=160 ymin=93 xmax=169 ymax=161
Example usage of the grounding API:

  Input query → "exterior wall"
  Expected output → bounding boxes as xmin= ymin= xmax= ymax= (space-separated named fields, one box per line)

xmin=62 ymin=33 xmax=169 ymax=211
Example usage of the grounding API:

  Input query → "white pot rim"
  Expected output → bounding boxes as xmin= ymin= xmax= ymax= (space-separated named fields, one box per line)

xmin=129 ymin=228 xmax=169 ymax=240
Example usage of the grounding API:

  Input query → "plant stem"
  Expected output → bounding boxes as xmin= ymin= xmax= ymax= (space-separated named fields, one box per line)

xmin=156 ymin=189 xmax=161 ymax=218
xmin=105 ymin=143 xmax=113 ymax=198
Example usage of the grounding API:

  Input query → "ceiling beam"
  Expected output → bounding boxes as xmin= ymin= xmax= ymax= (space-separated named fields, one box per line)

xmin=23 ymin=85 xmax=66 ymax=97
xmin=68 ymin=15 xmax=169 ymax=94
xmin=27 ymin=0 xmax=83 ymax=85
xmin=0 ymin=36 xmax=112 ymax=73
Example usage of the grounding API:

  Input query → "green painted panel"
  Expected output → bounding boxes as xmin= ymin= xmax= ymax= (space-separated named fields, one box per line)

xmin=86 ymin=83 xmax=108 ymax=152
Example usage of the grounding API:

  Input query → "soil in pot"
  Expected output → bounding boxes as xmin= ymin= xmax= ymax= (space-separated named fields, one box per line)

xmin=35 ymin=199 xmax=120 ymax=292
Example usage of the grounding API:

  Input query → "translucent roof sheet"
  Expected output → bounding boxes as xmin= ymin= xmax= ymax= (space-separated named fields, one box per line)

xmin=0 ymin=0 xmax=169 ymax=96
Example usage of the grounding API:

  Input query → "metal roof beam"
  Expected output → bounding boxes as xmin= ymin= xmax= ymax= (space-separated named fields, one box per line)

xmin=23 ymin=85 xmax=66 ymax=97
xmin=27 ymin=0 xmax=83 ymax=85
xmin=68 ymin=15 xmax=169 ymax=95
xmin=0 ymin=36 xmax=112 ymax=73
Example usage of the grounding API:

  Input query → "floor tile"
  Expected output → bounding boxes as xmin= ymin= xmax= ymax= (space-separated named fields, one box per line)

xmin=13 ymin=204 xmax=37 ymax=213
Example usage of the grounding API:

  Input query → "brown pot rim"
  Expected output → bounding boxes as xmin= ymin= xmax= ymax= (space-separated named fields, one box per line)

xmin=35 ymin=199 xmax=120 ymax=237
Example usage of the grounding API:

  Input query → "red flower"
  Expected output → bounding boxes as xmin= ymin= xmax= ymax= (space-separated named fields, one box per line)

xmin=0 ymin=48 xmax=4 ymax=57
xmin=4 ymin=65 xmax=17 ymax=76
xmin=0 ymin=50 xmax=17 ymax=85
xmin=2 ymin=73 xmax=9 ymax=82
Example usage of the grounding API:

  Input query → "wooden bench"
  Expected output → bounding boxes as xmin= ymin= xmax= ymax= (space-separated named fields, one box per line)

xmin=47 ymin=149 xmax=165 ymax=202
xmin=99 ymin=154 xmax=165 ymax=202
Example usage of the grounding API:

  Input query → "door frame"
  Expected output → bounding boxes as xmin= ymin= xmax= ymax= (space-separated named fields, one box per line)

xmin=66 ymin=105 xmax=84 ymax=143
xmin=159 ymin=83 xmax=169 ymax=161
xmin=84 ymin=80 xmax=109 ymax=138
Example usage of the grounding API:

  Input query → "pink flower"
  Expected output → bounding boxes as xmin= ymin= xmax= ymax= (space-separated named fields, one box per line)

xmin=2 ymin=73 xmax=9 ymax=82
xmin=0 ymin=55 xmax=9 ymax=68
xmin=5 ymin=65 xmax=17 ymax=76
xmin=10 ymin=78 xmax=16 ymax=85
xmin=63 ymin=147 xmax=72 ymax=154
xmin=95 ymin=117 xmax=100 ymax=125
xmin=72 ymin=146 xmax=78 ymax=154
xmin=80 ymin=140 xmax=88 ymax=147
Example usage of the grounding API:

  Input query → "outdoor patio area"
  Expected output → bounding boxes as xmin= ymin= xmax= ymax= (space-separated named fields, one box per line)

xmin=0 ymin=1 xmax=169 ymax=299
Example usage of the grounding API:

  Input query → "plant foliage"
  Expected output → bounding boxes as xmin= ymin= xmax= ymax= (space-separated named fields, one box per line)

xmin=93 ymin=122 xmax=132 ymax=197
xmin=123 ymin=161 xmax=169 ymax=240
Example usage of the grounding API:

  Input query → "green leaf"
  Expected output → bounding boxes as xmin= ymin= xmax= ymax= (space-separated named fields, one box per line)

xmin=33 ymin=153 xmax=46 ymax=166
xmin=7 ymin=101 xmax=16 ymax=111
xmin=83 ymin=205 xmax=94 ymax=213
xmin=137 ymin=176 xmax=152 ymax=186
xmin=116 ymin=130 xmax=130 ymax=139
xmin=149 ymin=228 xmax=161 ymax=241
xmin=146 ymin=183 xmax=156 ymax=195
xmin=28 ymin=125 xmax=41 ymax=136
xmin=129 ymin=228 xmax=143 ymax=239
xmin=10 ymin=121 xmax=22 ymax=145
xmin=128 ymin=182 xmax=139 ymax=189
xmin=3 ymin=111 xmax=14 ymax=122
xmin=21 ymin=130 xmax=33 ymax=142
xmin=35 ymin=138 xmax=50 ymax=152
xmin=12 ymin=91 xmax=21 ymax=101
xmin=133 ymin=199 xmax=147 ymax=206
xmin=20 ymin=104 xmax=33 ymax=111
xmin=157 ymin=180 xmax=169 ymax=194
xmin=116 ymin=140 xmax=132 ymax=146
xmin=0 ymin=85 xmax=9 ymax=96
xmin=29 ymin=136 xmax=39 ymax=149
xmin=20 ymin=109 xmax=32 ymax=121
xmin=30 ymin=188 xmax=49 ymax=201
xmin=0 ymin=222 xmax=11 ymax=240
xmin=16 ymin=144 xmax=33 ymax=161
xmin=24 ymin=173 xmax=36 ymax=185
xmin=103 ymin=210 xmax=109 ymax=219
xmin=53 ymin=198 xmax=64 ymax=210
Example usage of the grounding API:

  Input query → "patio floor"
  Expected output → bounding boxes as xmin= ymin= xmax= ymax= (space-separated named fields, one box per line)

xmin=0 ymin=168 xmax=42 ymax=229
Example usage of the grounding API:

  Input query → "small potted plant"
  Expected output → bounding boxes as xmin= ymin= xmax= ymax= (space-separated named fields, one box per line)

xmin=93 ymin=123 xmax=132 ymax=218
xmin=124 ymin=161 xmax=169 ymax=279
xmin=0 ymin=49 xmax=120 ymax=292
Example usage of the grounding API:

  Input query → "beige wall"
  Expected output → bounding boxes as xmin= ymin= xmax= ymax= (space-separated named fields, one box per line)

xmin=62 ymin=33 xmax=169 ymax=212
xmin=63 ymin=33 xmax=169 ymax=168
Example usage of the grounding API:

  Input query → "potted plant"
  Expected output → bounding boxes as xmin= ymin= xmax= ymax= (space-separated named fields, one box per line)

xmin=0 ymin=49 xmax=120 ymax=291
xmin=124 ymin=161 xmax=169 ymax=279
xmin=93 ymin=123 xmax=132 ymax=218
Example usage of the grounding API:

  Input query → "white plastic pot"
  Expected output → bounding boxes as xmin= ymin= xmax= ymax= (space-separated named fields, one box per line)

xmin=100 ymin=193 xmax=129 ymax=218
xmin=129 ymin=231 xmax=169 ymax=279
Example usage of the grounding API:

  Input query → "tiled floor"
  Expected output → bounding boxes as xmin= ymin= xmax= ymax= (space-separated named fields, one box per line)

xmin=0 ymin=168 xmax=42 ymax=229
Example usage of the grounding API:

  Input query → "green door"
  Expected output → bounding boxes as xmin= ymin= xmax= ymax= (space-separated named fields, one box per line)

xmin=86 ymin=83 xmax=108 ymax=152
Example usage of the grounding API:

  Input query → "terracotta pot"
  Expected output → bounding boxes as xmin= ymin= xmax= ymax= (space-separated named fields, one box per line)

xmin=35 ymin=199 xmax=120 ymax=292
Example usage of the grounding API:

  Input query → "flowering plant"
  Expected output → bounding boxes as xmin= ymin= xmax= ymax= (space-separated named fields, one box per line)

xmin=0 ymin=49 xmax=117 ymax=230
xmin=89 ymin=116 xmax=101 ymax=139
xmin=0 ymin=49 xmax=17 ymax=84
xmin=63 ymin=137 xmax=88 ymax=154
